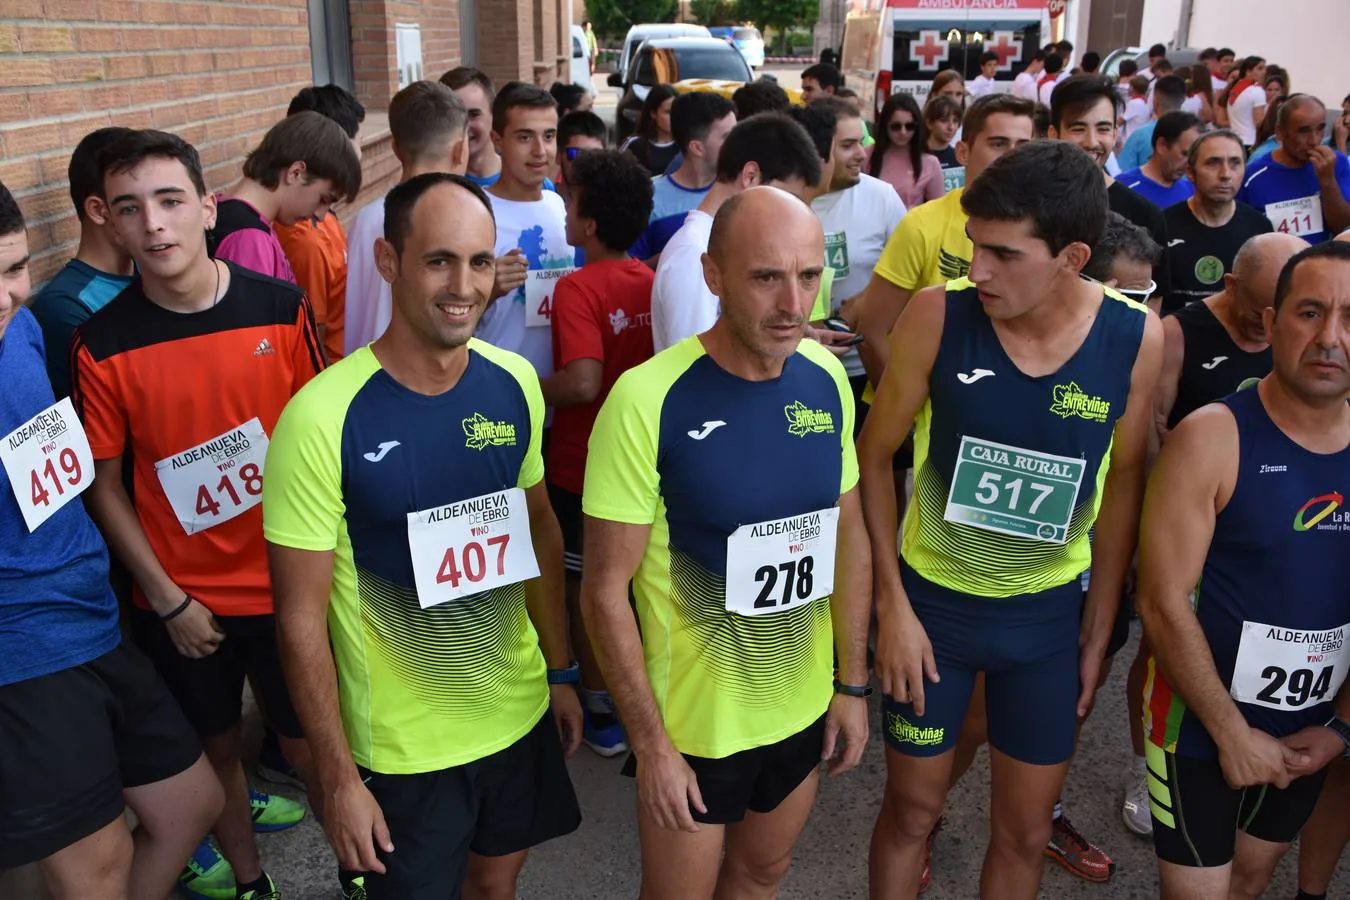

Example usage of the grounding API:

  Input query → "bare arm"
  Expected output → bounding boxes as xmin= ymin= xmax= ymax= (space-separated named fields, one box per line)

xmin=1311 ymin=146 xmax=1350 ymax=235
xmin=1136 ymin=406 xmax=1242 ymax=742
xmin=855 ymin=274 xmax=914 ymax=385
xmin=1150 ymin=313 xmax=1186 ymax=462
xmin=1078 ymin=313 xmax=1164 ymax=713
xmin=831 ymin=487 xmax=872 ymax=686
xmin=523 ymin=481 xmax=571 ymax=668
xmin=540 ymin=358 xmax=603 ymax=408
xmin=86 ymin=457 xmax=181 ymax=613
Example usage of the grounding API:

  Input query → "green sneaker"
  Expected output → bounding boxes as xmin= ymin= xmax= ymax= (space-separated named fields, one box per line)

xmin=250 ymin=789 xmax=306 ymax=833
xmin=236 ymin=872 xmax=281 ymax=900
xmin=178 ymin=839 xmax=235 ymax=900
xmin=341 ymin=874 xmax=366 ymax=900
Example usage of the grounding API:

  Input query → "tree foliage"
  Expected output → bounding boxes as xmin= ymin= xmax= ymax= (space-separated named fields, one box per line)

xmin=690 ymin=0 xmax=741 ymax=27
xmin=586 ymin=0 xmax=679 ymax=39
xmin=739 ymin=0 xmax=817 ymax=53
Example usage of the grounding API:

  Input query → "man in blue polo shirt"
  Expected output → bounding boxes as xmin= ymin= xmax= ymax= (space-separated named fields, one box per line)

xmin=629 ymin=92 xmax=735 ymax=262
xmin=1240 ymin=94 xmax=1350 ymax=244
xmin=1117 ymin=111 xmax=1201 ymax=211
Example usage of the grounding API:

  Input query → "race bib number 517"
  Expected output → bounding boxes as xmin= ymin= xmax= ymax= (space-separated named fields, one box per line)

xmin=1 ymin=397 xmax=94 ymax=532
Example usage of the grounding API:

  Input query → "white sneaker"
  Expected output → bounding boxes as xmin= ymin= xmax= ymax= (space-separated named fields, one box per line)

xmin=1121 ymin=764 xmax=1153 ymax=836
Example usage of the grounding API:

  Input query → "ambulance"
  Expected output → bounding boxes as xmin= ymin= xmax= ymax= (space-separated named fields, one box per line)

xmin=841 ymin=0 xmax=1056 ymax=121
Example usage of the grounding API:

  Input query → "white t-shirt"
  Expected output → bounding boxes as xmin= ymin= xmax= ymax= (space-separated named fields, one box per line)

xmin=811 ymin=174 xmax=907 ymax=378
xmin=1229 ymin=85 xmax=1266 ymax=146
xmin=1122 ymin=98 xmax=1152 ymax=141
xmin=1211 ymin=73 xmax=1228 ymax=93
xmin=1037 ymin=73 xmax=1063 ymax=107
xmin=1181 ymin=94 xmax=1204 ymax=116
xmin=477 ymin=190 xmax=571 ymax=377
xmin=969 ymin=75 xmax=998 ymax=99
xmin=344 ymin=194 xmax=391 ymax=355
xmin=1012 ymin=71 xmax=1038 ymax=101
xmin=651 ymin=210 xmax=716 ymax=353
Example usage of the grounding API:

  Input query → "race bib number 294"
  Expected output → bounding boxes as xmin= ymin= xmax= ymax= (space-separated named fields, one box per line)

xmin=1 ymin=397 xmax=94 ymax=532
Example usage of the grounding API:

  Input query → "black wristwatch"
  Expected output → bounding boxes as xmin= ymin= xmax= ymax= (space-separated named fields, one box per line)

xmin=1324 ymin=716 xmax=1350 ymax=757
xmin=833 ymin=678 xmax=873 ymax=698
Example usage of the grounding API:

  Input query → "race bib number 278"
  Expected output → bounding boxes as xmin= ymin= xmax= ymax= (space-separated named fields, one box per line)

xmin=1 ymin=397 xmax=94 ymax=532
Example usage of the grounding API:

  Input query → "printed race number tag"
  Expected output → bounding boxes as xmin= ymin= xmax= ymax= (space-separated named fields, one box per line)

xmin=944 ymin=435 xmax=1085 ymax=544
xmin=407 ymin=487 xmax=540 ymax=609
xmin=824 ymin=232 xmax=850 ymax=280
xmin=524 ymin=267 xmax=576 ymax=328
xmin=1265 ymin=196 xmax=1324 ymax=238
xmin=724 ymin=507 xmax=839 ymax=617
xmin=155 ymin=418 xmax=268 ymax=535
xmin=1231 ymin=619 xmax=1349 ymax=711
xmin=943 ymin=166 xmax=967 ymax=195
xmin=1 ymin=397 xmax=94 ymax=532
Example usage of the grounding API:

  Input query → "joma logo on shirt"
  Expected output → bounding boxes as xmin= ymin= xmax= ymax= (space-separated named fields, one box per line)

xmin=462 ymin=413 xmax=517 ymax=450
xmin=784 ymin=401 xmax=835 ymax=437
xmin=1049 ymin=382 xmax=1110 ymax=423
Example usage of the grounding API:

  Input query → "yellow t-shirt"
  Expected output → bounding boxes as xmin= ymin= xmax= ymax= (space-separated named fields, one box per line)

xmin=873 ymin=188 xmax=971 ymax=293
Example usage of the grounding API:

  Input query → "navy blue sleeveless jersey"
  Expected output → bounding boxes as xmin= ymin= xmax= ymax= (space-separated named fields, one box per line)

xmin=903 ymin=278 xmax=1148 ymax=597
xmin=1146 ymin=386 xmax=1350 ymax=757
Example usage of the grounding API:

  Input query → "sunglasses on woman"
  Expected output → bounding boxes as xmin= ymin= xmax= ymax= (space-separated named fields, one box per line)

xmin=888 ymin=121 xmax=917 ymax=133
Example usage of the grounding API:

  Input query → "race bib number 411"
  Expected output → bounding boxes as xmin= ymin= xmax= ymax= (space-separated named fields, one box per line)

xmin=1265 ymin=195 xmax=1324 ymax=238
xmin=725 ymin=507 xmax=839 ymax=617
xmin=155 ymin=418 xmax=269 ymax=535
xmin=1 ymin=397 xmax=94 ymax=532
xmin=1231 ymin=620 xmax=1349 ymax=711
xmin=944 ymin=436 xmax=1085 ymax=544
xmin=407 ymin=487 xmax=540 ymax=609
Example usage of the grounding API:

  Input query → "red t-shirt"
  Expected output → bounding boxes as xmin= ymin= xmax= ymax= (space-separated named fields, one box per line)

xmin=547 ymin=258 xmax=654 ymax=494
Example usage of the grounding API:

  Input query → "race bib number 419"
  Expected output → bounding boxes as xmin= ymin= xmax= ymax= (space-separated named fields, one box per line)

xmin=1231 ymin=619 xmax=1349 ymax=711
xmin=1 ymin=397 xmax=94 ymax=532
xmin=407 ymin=487 xmax=540 ymax=609
xmin=155 ymin=419 xmax=268 ymax=535
xmin=944 ymin=436 xmax=1085 ymax=544
xmin=725 ymin=507 xmax=839 ymax=617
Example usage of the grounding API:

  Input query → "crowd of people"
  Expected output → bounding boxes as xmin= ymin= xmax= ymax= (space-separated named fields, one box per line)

xmin=1 ymin=31 xmax=1349 ymax=900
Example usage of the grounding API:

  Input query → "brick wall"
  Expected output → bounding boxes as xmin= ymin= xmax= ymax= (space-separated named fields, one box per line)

xmin=349 ymin=1 xmax=463 ymax=111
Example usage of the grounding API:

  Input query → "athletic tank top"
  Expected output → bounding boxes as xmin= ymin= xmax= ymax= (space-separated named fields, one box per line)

xmin=1168 ymin=300 xmax=1272 ymax=429
xmin=901 ymin=279 xmax=1147 ymax=597
xmin=1146 ymin=386 xmax=1350 ymax=757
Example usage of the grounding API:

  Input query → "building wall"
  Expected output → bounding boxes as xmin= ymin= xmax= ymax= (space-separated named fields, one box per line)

xmin=1139 ymin=0 xmax=1348 ymax=107
xmin=0 ymin=0 xmax=570 ymax=288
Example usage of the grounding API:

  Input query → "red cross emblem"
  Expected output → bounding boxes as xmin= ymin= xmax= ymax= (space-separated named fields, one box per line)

xmin=911 ymin=31 xmax=949 ymax=70
xmin=987 ymin=31 xmax=1023 ymax=70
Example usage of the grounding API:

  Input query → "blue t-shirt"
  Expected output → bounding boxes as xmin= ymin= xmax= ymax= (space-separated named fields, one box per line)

xmin=1240 ymin=152 xmax=1350 ymax=244
xmin=629 ymin=173 xmax=711 ymax=260
xmin=1118 ymin=168 xmax=1194 ymax=210
xmin=0 ymin=307 xmax=120 ymax=687
xmin=1118 ymin=121 xmax=1157 ymax=171
xmin=30 ymin=259 xmax=134 ymax=399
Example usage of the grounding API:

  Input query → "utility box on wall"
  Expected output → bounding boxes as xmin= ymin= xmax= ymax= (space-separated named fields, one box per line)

xmin=396 ymin=23 xmax=424 ymax=89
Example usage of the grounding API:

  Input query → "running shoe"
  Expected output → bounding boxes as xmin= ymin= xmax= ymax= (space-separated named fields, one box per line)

xmin=178 ymin=839 xmax=235 ymax=900
xmin=256 ymin=730 xmax=306 ymax=790
xmin=582 ymin=709 xmax=629 ymax=758
xmin=236 ymin=873 xmax=280 ymax=900
xmin=1045 ymin=814 xmax=1115 ymax=883
xmin=341 ymin=873 xmax=367 ymax=900
xmin=1121 ymin=764 xmax=1153 ymax=836
xmin=250 ymin=789 xmax=306 ymax=833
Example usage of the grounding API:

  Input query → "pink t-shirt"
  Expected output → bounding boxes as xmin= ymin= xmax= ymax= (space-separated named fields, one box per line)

xmin=211 ymin=197 xmax=298 ymax=285
xmin=873 ymin=148 xmax=945 ymax=209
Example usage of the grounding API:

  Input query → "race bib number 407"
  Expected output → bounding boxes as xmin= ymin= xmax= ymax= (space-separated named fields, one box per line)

xmin=155 ymin=419 xmax=269 ymax=535
xmin=1231 ymin=620 xmax=1349 ymax=712
xmin=407 ymin=487 xmax=540 ymax=609
xmin=1 ymin=397 xmax=94 ymax=532
xmin=725 ymin=507 xmax=839 ymax=617
xmin=944 ymin=436 xmax=1085 ymax=544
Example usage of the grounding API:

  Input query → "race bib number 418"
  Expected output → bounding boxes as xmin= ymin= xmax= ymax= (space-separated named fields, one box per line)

xmin=725 ymin=507 xmax=839 ymax=617
xmin=407 ymin=487 xmax=540 ymax=609
xmin=155 ymin=419 xmax=269 ymax=535
xmin=1 ymin=397 xmax=94 ymax=532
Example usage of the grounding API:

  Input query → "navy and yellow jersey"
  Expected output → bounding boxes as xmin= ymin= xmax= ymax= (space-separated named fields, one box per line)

xmin=262 ymin=341 xmax=549 ymax=774
xmin=584 ymin=336 xmax=858 ymax=759
xmin=902 ymin=278 xmax=1147 ymax=597
xmin=1146 ymin=387 xmax=1350 ymax=758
